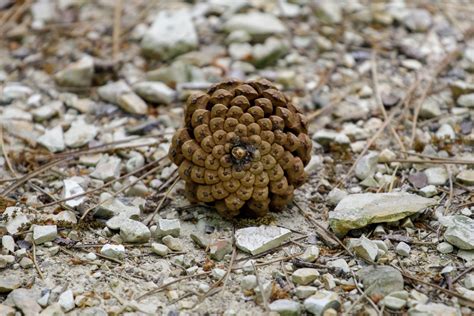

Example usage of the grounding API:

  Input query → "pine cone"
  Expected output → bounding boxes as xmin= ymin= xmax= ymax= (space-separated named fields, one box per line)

xmin=168 ymin=79 xmax=312 ymax=217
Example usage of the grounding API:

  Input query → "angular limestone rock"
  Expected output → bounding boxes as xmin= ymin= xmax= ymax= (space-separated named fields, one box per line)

xmin=235 ymin=225 xmax=291 ymax=255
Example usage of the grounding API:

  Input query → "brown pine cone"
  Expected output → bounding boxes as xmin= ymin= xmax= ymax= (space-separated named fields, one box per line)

xmin=168 ymin=79 xmax=312 ymax=217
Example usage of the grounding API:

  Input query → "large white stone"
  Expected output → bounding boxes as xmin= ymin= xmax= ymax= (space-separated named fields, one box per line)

xmin=304 ymin=290 xmax=340 ymax=315
xmin=224 ymin=12 xmax=286 ymax=38
xmin=235 ymin=225 xmax=291 ymax=255
xmin=329 ymin=193 xmax=436 ymax=236
xmin=33 ymin=225 xmax=58 ymax=244
xmin=62 ymin=178 xmax=85 ymax=208
xmin=133 ymin=81 xmax=176 ymax=104
xmin=141 ymin=9 xmax=198 ymax=59
xmin=64 ymin=120 xmax=98 ymax=148
xmin=37 ymin=126 xmax=65 ymax=153
xmin=444 ymin=215 xmax=474 ymax=250
xmin=54 ymin=55 xmax=94 ymax=88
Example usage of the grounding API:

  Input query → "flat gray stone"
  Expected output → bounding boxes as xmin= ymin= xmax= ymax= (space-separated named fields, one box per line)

xmin=97 ymin=80 xmax=131 ymax=104
xmin=457 ymin=93 xmax=474 ymax=108
xmin=33 ymin=225 xmax=57 ymax=244
xmin=117 ymin=92 xmax=148 ymax=115
xmin=7 ymin=288 xmax=41 ymax=316
xmin=141 ymin=9 xmax=198 ymax=59
xmin=54 ymin=55 xmax=94 ymax=88
xmin=457 ymin=170 xmax=474 ymax=185
xmin=133 ymin=81 xmax=176 ymax=104
xmin=349 ymin=236 xmax=378 ymax=262
xmin=224 ymin=12 xmax=286 ymax=38
xmin=95 ymin=192 xmax=140 ymax=219
xmin=269 ymin=299 xmax=301 ymax=316
xmin=357 ymin=266 xmax=404 ymax=297
xmin=329 ymin=192 xmax=436 ymax=236
xmin=151 ymin=243 xmax=169 ymax=256
xmin=5 ymin=207 xmax=30 ymax=235
xmin=0 ymin=277 xmax=21 ymax=293
xmin=162 ymin=235 xmax=182 ymax=251
xmin=154 ymin=219 xmax=181 ymax=238
xmin=408 ymin=303 xmax=457 ymax=316
xmin=235 ymin=225 xmax=291 ymax=255
xmin=444 ymin=215 xmax=474 ymax=250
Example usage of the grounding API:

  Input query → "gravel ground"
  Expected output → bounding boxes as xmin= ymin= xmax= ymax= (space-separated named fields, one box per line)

xmin=0 ymin=0 xmax=473 ymax=315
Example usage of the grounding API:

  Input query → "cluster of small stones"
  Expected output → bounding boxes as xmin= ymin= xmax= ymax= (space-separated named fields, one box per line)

xmin=169 ymin=79 xmax=311 ymax=217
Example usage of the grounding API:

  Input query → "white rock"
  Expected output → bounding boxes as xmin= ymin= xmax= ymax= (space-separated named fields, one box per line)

xmin=58 ymin=289 xmax=75 ymax=312
xmin=37 ymin=126 xmax=65 ymax=152
xmin=2 ymin=84 xmax=33 ymax=101
xmin=241 ymin=275 xmax=257 ymax=290
xmin=5 ymin=207 xmax=30 ymax=235
xmin=224 ymin=12 xmax=286 ymax=38
xmin=355 ymin=151 xmax=379 ymax=180
xmin=154 ymin=219 xmax=181 ymax=238
xmin=349 ymin=236 xmax=379 ymax=262
xmin=436 ymin=124 xmax=455 ymax=140
xmin=125 ymin=154 xmax=145 ymax=173
xmin=33 ymin=225 xmax=58 ymax=245
xmin=100 ymin=244 xmax=125 ymax=259
xmin=117 ymin=92 xmax=148 ymax=115
xmin=235 ymin=225 xmax=291 ymax=255
xmin=327 ymin=259 xmax=350 ymax=273
xmin=301 ymin=246 xmax=320 ymax=263
xmin=269 ymin=299 xmax=301 ymax=316
xmin=295 ymin=286 xmax=318 ymax=299
xmin=64 ymin=120 xmax=98 ymax=148
xmin=141 ymin=9 xmax=198 ymax=59
xmin=457 ymin=93 xmax=474 ymax=108
xmin=292 ymin=268 xmax=320 ymax=285
xmin=62 ymin=178 xmax=85 ymax=207
xmin=151 ymin=243 xmax=169 ymax=256
xmin=162 ymin=235 xmax=182 ymax=251
xmin=119 ymin=219 xmax=151 ymax=243
xmin=95 ymin=192 xmax=139 ymax=219
xmin=327 ymin=188 xmax=348 ymax=206
xmin=396 ymin=242 xmax=411 ymax=256
xmin=464 ymin=274 xmax=474 ymax=290
xmin=402 ymin=9 xmax=432 ymax=32
xmin=2 ymin=235 xmax=15 ymax=253
xmin=304 ymin=290 xmax=340 ymax=315
xmin=97 ymin=80 xmax=131 ymax=104
xmin=437 ymin=242 xmax=454 ymax=254
xmin=54 ymin=55 xmax=94 ymax=87
xmin=408 ymin=303 xmax=457 ymax=316
xmin=133 ymin=81 xmax=176 ymax=104
xmin=457 ymin=170 xmax=474 ymax=186
xmin=90 ymin=155 xmax=121 ymax=181
xmin=1 ymin=108 xmax=32 ymax=121
xmin=424 ymin=167 xmax=448 ymax=185
xmin=419 ymin=185 xmax=437 ymax=197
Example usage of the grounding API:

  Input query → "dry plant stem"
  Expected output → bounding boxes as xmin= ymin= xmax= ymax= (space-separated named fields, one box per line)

xmin=252 ymin=261 xmax=270 ymax=312
xmin=136 ymin=271 xmax=212 ymax=301
xmin=38 ymin=158 xmax=164 ymax=209
xmin=0 ymin=0 xmax=31 ymax=35
xmin=371 ymin=50 xmax=406 ymax=154
xmin=112 ymin=0 xmax=123 ymax=60
xmin=294 ymin=201 xmax=353 ymax=256
xmin=387 ymin=158 xmax=474 ymax=165
xmin=1 ymin=157 xmax=74 ymax=197
xmin=409 ymin=49 xmax=460 ymax=147
xmin=338 ymin=109 xmax=399 ymax=186
xmin=0 ymin=126 xmax=17 ymax=177
xmin=144 ymin=174 xmax=179 ymax=226
xmin=391 ymin=264 xmax=474 ymax=304
xmin=79 ymin=163 xmax=165 ymax=222
xmin=32 ymin=241 xmax=45 ymax=280
xmin=48 ymin=134 xmax=162 ymax=160
xmin=452 ymin=266 xmax=474 ymax=284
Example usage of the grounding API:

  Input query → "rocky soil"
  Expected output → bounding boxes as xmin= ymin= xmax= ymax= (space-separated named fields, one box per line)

xmin=0 ymin=0 xmax=473 ymax=315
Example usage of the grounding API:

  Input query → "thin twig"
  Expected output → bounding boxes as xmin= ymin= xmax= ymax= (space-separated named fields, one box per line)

xmin=112 ymin=0 xmax=123 ymax=60
xmin=32 ymin=241 xmax=45 ymax=280
xmin=252 ymin=261 xmax=270 ymax=312
xmin=0 ymin=125 xmax=17 ymax=177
